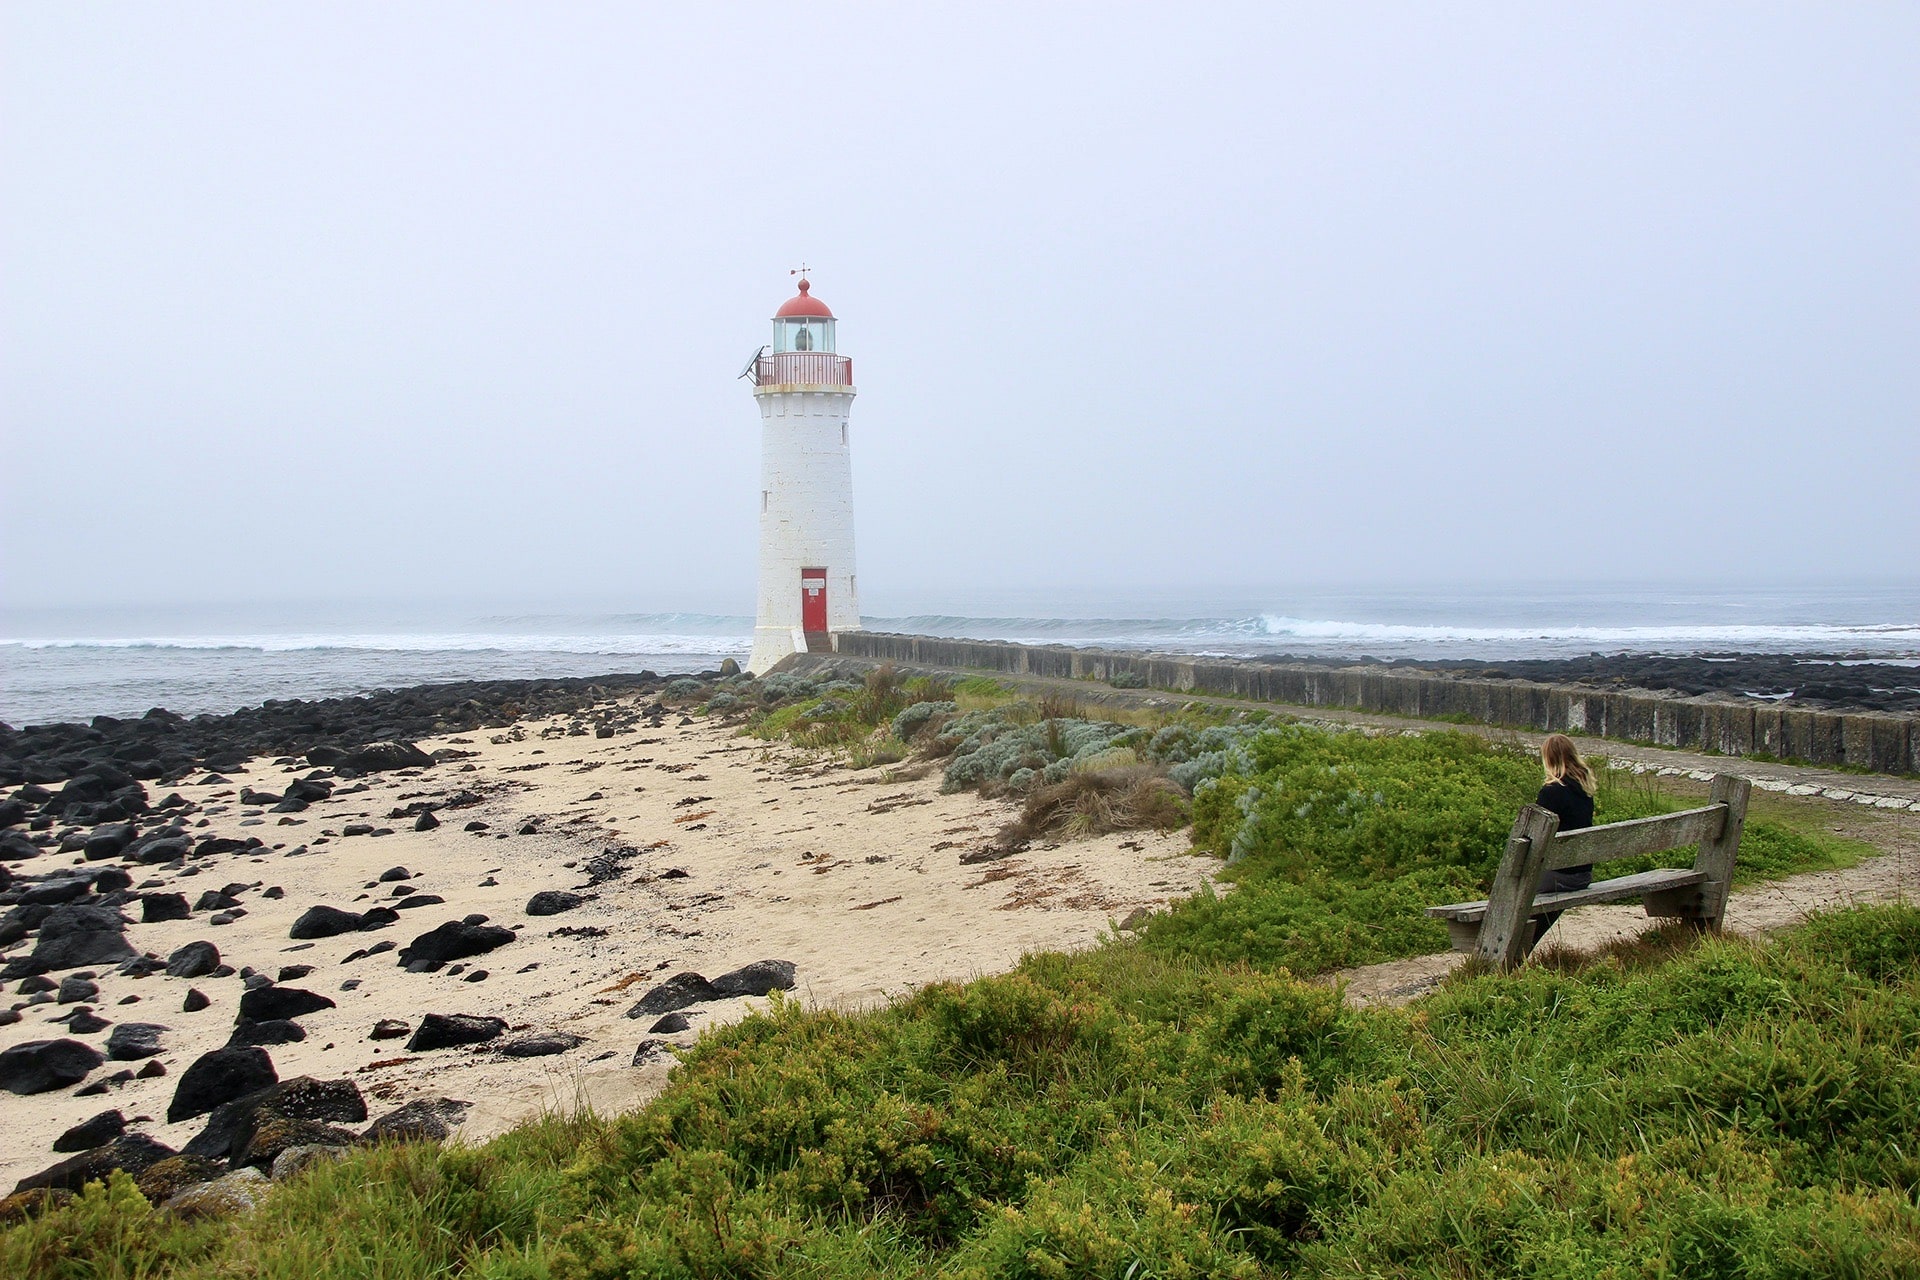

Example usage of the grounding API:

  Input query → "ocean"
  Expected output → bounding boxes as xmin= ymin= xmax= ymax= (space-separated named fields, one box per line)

xmin=4 ymin=584 xmax=1917 ymax=728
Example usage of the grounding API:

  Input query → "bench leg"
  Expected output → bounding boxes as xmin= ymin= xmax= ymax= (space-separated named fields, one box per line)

xmin=1692 ymin=774 xmax=1751 ymax=931
xmin=1447 ymin=920 xmax=1481 ymax=953
xmin=1643 ymin=886 xmax=1705 ymax=922
xmin=1474 ymin=805 xmax=1560 ymax=970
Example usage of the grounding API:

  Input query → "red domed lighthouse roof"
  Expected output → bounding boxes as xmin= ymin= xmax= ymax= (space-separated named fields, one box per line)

xmin=774 ymin=278 xmax=835 ymax=319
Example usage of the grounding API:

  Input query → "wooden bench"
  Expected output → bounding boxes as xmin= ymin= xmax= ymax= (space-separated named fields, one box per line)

xmin=1426 ymin=773 xmax=1752 ymax=969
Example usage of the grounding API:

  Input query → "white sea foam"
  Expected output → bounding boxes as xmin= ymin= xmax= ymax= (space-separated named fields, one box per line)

xmin=1 ymin=632 xmax=749 ymax=656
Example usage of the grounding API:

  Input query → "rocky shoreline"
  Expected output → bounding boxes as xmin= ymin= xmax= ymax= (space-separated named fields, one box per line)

xmin=1251 ymin=652 xmax=1920 ymax=715
xmin=0 ymin=669 xmax=1208 ymax=1208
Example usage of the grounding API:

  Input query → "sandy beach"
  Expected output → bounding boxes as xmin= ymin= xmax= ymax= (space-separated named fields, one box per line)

xmin=0 ymin=694 xmax=1216 ymax=1191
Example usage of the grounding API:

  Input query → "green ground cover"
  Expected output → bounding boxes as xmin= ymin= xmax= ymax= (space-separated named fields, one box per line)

xmin=6 ymin=678 xmax=1904 ymax=1278
xmin=13 ymin=908 xmax=1917 ymax=1278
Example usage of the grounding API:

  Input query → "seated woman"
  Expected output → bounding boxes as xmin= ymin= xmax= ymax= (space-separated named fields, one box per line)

xmin=1527 ymin=733 xmax=1595 ymax=955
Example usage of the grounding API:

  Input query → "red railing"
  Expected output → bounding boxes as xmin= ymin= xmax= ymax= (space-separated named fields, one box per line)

xmin=754 ymin=352 xmax=852 ymax=387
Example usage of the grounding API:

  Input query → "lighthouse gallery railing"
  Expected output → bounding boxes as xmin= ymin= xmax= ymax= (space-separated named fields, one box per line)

xmin=753 ymin=352 xmax=853 ymax=387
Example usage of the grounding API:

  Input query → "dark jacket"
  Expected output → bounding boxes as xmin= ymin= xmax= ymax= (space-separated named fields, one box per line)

xmin=1537 ymin=777 xmax=1595 ymax=877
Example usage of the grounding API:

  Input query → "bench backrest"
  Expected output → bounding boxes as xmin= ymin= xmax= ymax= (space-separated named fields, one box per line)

xmin=1476 ymin=772 xmax=1751 ymax=969
xmin=1546 ymin=800 xmax=1731 ymax=870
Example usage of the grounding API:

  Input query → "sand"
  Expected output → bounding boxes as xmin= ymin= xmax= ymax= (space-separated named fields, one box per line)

xmin=0 ymin=700 xmax=1217 ymax=1190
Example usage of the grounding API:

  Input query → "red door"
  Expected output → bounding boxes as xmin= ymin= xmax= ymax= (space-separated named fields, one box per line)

xmin=800 ymin=568 xmax=828 ymax=633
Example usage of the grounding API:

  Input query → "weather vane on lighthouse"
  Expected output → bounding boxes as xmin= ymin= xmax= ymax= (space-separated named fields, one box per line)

xmin=742 ymin=271 xmax=861 ymax=675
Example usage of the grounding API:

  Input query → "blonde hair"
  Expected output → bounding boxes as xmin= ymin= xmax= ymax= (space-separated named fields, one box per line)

xmin=1540 ymin=733 xmax=1594 ymax=794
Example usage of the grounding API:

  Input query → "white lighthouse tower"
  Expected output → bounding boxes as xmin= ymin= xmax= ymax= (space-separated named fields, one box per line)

xmin=743 ymin=274 xmax=861 ymax=675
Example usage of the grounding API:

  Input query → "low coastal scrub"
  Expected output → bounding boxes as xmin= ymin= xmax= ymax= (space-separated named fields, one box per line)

xmin=730 ymin=669 xmax=1862 ymax=976
xmin=11 ymin=905 xmax=1919 ymax=1276
xmin=1150 ymin=723 xmax=1863 ymax=975
xmin=17 ymin=674 xmax=1878 ymax=1274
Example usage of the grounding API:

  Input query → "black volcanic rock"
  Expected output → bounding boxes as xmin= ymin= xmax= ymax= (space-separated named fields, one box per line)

xmin=82 ymin=824 xmax=136 ymax=860
xmin=13 ymin=1133 xmax=176 ymax=1196
xmin=289 ymin=905 xmax=363 ymax=939
xmin=21 ymin=876 xmax=93 ymax=907
xmin=0 ymin=1039 xmax=105 ymax=1094
xmin=165 ymin=941 xmax=221 ymax=979
xmin=227 ymin=1018 xmax=307 ymax=1047
xmin=405 ymin=1013 xmax=506 ymax=1051
xmin=57 ymin=975 xmax=99 ymax=1004
xmin=625 ymin=972 xmax=722 ymax=1018
xmin=397 ymin=920 xmax=513 ymax=973
xmin=169 ymin=1047 xmax=277 ymax=1122
xmin=525 ymin=890 xmax=588 ymax=917
xmin=499 ymin=1031 xmax=584 ymax=1058
xmin=140 ymin=892 xmax=191 ymax=923
xmin=29 ymin=904 xmax=135 ymax=972
xmin=363 ymin=1097 xmax=468 ymax=1143
xmin=237 ymin=986 xmax=334 ymax=1022
xmin=710 ymin=959 xmax=797 ymax=997
xmin=52 ymin=1108 xmax=126 ymax=1153
xmin=340 ymin=742 xmax=433 ymax=773
xmin=106 ymin=1022 xmax=168 ymax=1060
xmin=285 ymin=778 xmax=333 ymax=803
xmin=183 ymin=1075 xmax=367 ymax=1162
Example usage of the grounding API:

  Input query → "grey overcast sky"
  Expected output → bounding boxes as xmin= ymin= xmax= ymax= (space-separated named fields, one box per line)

xmin=3 ymin=3 xmax=1915 ymax=612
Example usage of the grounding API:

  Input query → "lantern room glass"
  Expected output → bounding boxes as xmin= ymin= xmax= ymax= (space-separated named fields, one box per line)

xmin=773 ymin=317 xmax=836 ymax=353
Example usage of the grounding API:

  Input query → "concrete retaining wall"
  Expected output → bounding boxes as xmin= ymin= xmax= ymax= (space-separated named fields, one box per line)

xmin=833 ymin=632 xmax=1919 ymax=776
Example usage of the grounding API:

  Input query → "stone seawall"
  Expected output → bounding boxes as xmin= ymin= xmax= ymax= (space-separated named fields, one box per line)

xmin=832 ymin=632 xmax=1919 ymax=776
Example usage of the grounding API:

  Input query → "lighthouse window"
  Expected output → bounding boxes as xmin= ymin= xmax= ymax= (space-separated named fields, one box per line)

xmin=761 ymin=490 xmax=769 ymax=512
xmin=840 ymin=424 xmax=848 ymax=446
xmin=793 ymin=325 xmax=813 ymax=351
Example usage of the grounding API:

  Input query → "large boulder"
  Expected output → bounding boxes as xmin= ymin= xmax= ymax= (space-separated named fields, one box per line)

xmin=405 ymin=1013 xmax=506 ymax=1052
xmin=141 ymin=892 xmax=192 ymax=923
xmin=52 ymin=1108 xmax=126 ymax=1153
xmin=106 ymin=1022 xmax=169 ymax=1060
xmin=0 ymin=1039 xmax=105 ymax=1095
xmin=234 ymin=1116 xmax=360 ymax=1171
xmin=340 ymin=742 xmax=433 ymax=773
xmin=20 ymin=876 xmax=93 ymax=907
xmin=135 ymin=1154 xmax=225 ymax=1204
xmin=161 ymin=1166 xmax=268 ymax=1219
xmin=397 ymin=920 xmax=514 ymax=972
xmin=228 ymin=1019 xmax=307 ymax=1048
xmin=183 ymin=1075 xmax=367 ymax=1161
xmin=12 ymin=1133 xmax=176 ymax=1196
xmin=499 ymin=1031 xmax=585 ymax=1058
xmin=237 ymin=986 xmax=335 ymax=1022
xmin=363 ymin=1098 xmax=469 ymax=1144
xmin=29 ymin=903 xmax=135 ymax=972
xmin=525 ymin=890 xmax=588 ymax=917
xmin=711 ymin=959 xmax=797 ymax=997
xmin=169 ymin=1047 xmax=277 ymax=1123
xmin=284 ymin=778 xmax=333 ymax=803
xmin=625 ymin=972 xmax=722 ymax=1018
xmin=289 ymin=905 xmax=363 ymax=939
xmin=165 ymin=941 xmax=221 ymax=979
xmin=82 ymin=823 xmax=136 ymax=861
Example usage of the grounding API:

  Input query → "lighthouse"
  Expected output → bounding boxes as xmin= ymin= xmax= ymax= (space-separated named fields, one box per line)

xmin=743 ymin=274 xmax=861 ymax=675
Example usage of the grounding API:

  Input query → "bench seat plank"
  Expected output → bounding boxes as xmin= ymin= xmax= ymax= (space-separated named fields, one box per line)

xmin=1425 ymin=867 xmax=1707 ymax=925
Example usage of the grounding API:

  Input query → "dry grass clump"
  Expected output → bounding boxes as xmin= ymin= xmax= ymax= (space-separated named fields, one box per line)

xmin=1000 ymin=764 xmax=1190 ymax=844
